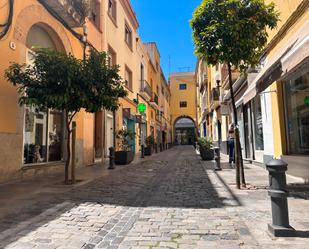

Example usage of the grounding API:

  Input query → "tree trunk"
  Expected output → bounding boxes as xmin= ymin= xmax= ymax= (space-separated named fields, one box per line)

xmin=71 ymin=121 xmax=76 ymax=184
xmin=65 ymin=111 xmax=71 ymax=185
xmin=227 ymin=63 xmax=246 ymax=189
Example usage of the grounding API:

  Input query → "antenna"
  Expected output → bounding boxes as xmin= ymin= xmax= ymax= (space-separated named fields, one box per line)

xmin=168 ymin=55 xmax=171 ymax=76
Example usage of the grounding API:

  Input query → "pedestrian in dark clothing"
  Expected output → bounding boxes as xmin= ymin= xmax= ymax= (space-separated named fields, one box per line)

xmin=228 ymin=124 xmax=235 ymax=164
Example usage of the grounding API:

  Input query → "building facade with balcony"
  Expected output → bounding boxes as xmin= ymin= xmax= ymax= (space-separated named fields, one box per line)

xmin=170 ymin=72 xmax=197 ymax=145
xmin=0 ymin=0 xmax=93 ymax=182
xmin=0 ymin=0 xmax=171 ymax=183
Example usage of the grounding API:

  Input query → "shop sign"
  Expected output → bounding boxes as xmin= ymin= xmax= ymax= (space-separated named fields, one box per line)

xmin=137 ymin=103 xmax=146 ymax=114
xmin=221 ymin=104 xmax=230 ymax=116
xmin=305 ymin=96 xmax=309 ymax=107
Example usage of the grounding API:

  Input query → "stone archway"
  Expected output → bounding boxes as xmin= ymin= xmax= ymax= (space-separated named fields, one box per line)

xmin=173 ymin=116 xmax=197 ymax=145
xmin=13 ymin=4 xmax=73 ymax=54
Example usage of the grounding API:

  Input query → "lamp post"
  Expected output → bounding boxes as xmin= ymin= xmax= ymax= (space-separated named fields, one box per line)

xmin=82 ymin=24 xmax=88 ymax=62
xmin=214 ymin=71 xmax=222 ymax=171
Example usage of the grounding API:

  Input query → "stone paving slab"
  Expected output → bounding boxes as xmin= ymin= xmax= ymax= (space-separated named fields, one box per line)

xmin=0 ymin=146 xmax=308 ymax=249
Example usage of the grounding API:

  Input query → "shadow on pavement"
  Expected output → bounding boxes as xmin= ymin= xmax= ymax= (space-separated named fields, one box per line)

xmin=0 ymin=146 xmax=241 ymax=247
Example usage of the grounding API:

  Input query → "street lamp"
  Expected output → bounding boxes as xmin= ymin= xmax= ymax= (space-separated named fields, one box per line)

xmin=82 ymin=24 xmax=88 ymax=62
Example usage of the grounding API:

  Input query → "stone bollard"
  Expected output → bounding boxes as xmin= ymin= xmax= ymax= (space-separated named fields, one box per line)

xmin=214 ymin=147 xmax=222 ymax=171
xmin=266 ymin=159 xmax=294 ymax=237
xmin=141 ymin=144 xmax=145 ymax=158
xmin=108 ymin=147 xmax=115 ymax=170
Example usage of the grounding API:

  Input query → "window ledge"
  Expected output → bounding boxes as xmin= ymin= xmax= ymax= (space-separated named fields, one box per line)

xmin=22 ymin=161 xmax=65 ymax=170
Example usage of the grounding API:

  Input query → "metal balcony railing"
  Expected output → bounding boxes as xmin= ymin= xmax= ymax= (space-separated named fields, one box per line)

xmin=151 ymin=94 xmax=159 ymax=105
xmin=44 ymin=0 xmax=88 ymax=27
xmin=140 ymin=80 xmax=152 ymax=99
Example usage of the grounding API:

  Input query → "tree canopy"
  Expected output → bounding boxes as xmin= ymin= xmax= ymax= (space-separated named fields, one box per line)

xmin=5 ymin=48 xmax=127 ymax=116
xmin=191 ymin=0 xmax=279 ymax=70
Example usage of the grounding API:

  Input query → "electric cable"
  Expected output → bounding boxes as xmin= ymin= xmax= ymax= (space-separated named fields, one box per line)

xmin=0 ymin=0 xmax=14 ymax=40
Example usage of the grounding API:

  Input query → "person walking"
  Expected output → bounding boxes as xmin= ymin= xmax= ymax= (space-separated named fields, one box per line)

xmin=228 ymin=124 xmax=235 ymax=164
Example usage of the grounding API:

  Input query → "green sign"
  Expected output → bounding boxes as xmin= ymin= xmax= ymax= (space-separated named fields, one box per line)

xmin=138 ymin=103 xmax=146 ymax=113
xmin=305 ymin=96 xmax=309 ymax=107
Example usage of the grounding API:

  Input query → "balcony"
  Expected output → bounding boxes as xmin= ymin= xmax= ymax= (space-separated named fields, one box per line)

xmin=150 ymin=93 xmax=159 ymax=109
xmin=140 ymin=80 xmax=152 ymax=100
xmin=210 ymin=87 xmax=220 ymax=110
xmin=44 ymin=0 xmax=88 ymax=27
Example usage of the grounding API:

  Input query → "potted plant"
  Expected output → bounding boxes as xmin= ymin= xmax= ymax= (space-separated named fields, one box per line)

xmin=198 ymin=137 xmax=214 ymax=161
xmin=115 ymin=129 xmax=135 ymax=165
xmin=144 ymin=135 xmax=154 ymax=156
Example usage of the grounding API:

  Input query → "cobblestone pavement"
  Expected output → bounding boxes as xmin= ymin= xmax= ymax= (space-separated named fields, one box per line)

xmin=0 ymin=146 xmax=308 ymax=249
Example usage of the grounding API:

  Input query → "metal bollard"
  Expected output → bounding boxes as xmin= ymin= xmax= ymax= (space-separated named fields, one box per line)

xmin=141 ymin=144 xmax=145 ymax=158
xmin=160 ymin=143 xmax=163 ymax=152
xmin=214 ymin=147 xmax=222 ymax=171
xmin=154 ymin=143 xmax=158 ymax=153
xmin=266 ymin=159 xmax=294 ymax=237
xmin=108 ymin=147 xmax=115 ymax=170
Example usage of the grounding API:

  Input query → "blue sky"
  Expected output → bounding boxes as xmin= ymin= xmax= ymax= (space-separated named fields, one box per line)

xmin=130 ymin=0 xmax=201 ymax=78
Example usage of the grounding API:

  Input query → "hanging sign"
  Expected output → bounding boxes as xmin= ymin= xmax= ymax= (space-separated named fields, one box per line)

xmin=305 ymin=96 xmax=309 ymax=107
xmin=137 ymin=103 xmax=146 ymax=114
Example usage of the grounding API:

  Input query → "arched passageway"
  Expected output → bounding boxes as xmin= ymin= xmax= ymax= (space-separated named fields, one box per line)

xmin=174 ymin=117 xmax=196 ymax=145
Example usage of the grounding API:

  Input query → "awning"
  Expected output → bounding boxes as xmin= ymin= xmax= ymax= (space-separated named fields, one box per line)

xmin=243 ymin=20 xmax=309 ymax=104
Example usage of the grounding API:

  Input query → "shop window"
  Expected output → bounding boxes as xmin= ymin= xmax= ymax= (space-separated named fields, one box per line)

xmin=284 ymin=69 xmax=309 ymax=155
xmin=125 ymin=23 xmax=133 ymax=49
xmin=108 ymin=0 xmax=117 ymax=22
xmin=179 ymin=83 xmax=187 ymax=90
xmin=24 ymin=107 xmax=63 ymax=164
xmin=253 ymin=96 xmax=264 ymax=151
xmin=125 ymin=65 xmax=133 ymax=90
xmin=24 ymin=26 xmax=64 ymax=165
xmin=180 ymin=101 xmax=187 ymax=108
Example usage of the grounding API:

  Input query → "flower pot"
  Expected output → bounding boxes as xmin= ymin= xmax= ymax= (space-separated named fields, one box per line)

xmin=199 ymin=147 xmax=214 ymax=161
xmin=115 ymin=151 xmax=134 ymax=165
xmin=144 ymin=146 xmax=153 ymax=156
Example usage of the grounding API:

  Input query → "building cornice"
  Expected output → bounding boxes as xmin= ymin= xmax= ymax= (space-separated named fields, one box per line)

xmin=265 ymin=0 xmax=309 ymax=55
xmin=119 ymin=0 xmax=139 ymax=30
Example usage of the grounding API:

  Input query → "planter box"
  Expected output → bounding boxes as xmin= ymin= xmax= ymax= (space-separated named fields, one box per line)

xmin=144 ymin=146 xmax=153 ymax=156
xmin=115 ymin=151 xmax=134 ymax=165
xmin=200 ymin=147 xmax=214 ymax=161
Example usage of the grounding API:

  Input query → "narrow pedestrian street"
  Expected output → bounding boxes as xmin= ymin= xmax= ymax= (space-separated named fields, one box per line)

xmin=0 ymin=146 xmax=308 ymax=249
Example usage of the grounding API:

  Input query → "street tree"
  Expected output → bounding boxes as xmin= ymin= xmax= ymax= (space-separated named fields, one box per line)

xmin=191 ymin=0 xmax=278 ymax=188
xmin=5 ymin=48 xmax=127 ymax=184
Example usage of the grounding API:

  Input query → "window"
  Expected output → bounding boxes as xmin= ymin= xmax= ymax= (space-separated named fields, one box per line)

xmin=161 ymin=85 xmax=164 ymax=95
xmin=108 ymin=0 xmax=117 ymax=22
xmin=108 ymin=45 xmax=116 ymax=67
xmin=24 ymin=107 xmax=64 ymax=164
xmin=125 ymin=66 xmax=133 ymax=90
xmin=284 ymin=69 xmax=309 ymax=155
xmin=253 ymin=95 xmax=264 ymax=151
xmin=180 ymin=101 xmax=187 ymax=108
xmin=24 ymin=27 xmax=64 ymax=165
xmin=90 ymin=0 xmax=101 ymax=29
xmin=156 ymin=85 xmax=159 ymax=94
xmin=125 ymin=23 xmax=132 ymax=49
xmin=179 ymin=83 xmax=187 ymax=90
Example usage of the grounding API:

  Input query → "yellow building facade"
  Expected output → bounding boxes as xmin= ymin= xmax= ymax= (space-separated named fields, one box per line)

xmin=170 ymin=72 xmax=197 ymax=145
xmin=0 ymin=0 xmax=171 ymax=183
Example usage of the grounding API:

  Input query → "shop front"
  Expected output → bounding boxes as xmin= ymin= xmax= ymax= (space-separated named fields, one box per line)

xmin=282 ymin=66 xmax=309 ymax=178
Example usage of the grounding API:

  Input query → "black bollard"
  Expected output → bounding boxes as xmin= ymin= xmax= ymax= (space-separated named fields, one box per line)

xmin=141 ymin=144 xmax=145 ymax=158
xmin=154 ymin=143 xmax=158 ymax=153
xmin=214 ymin=147 xmax=222 ymax=171
xmin=266 ymin=159 xmax=294 ymax=237
xmin=108 ymin=147 xmax=115 ymax=170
